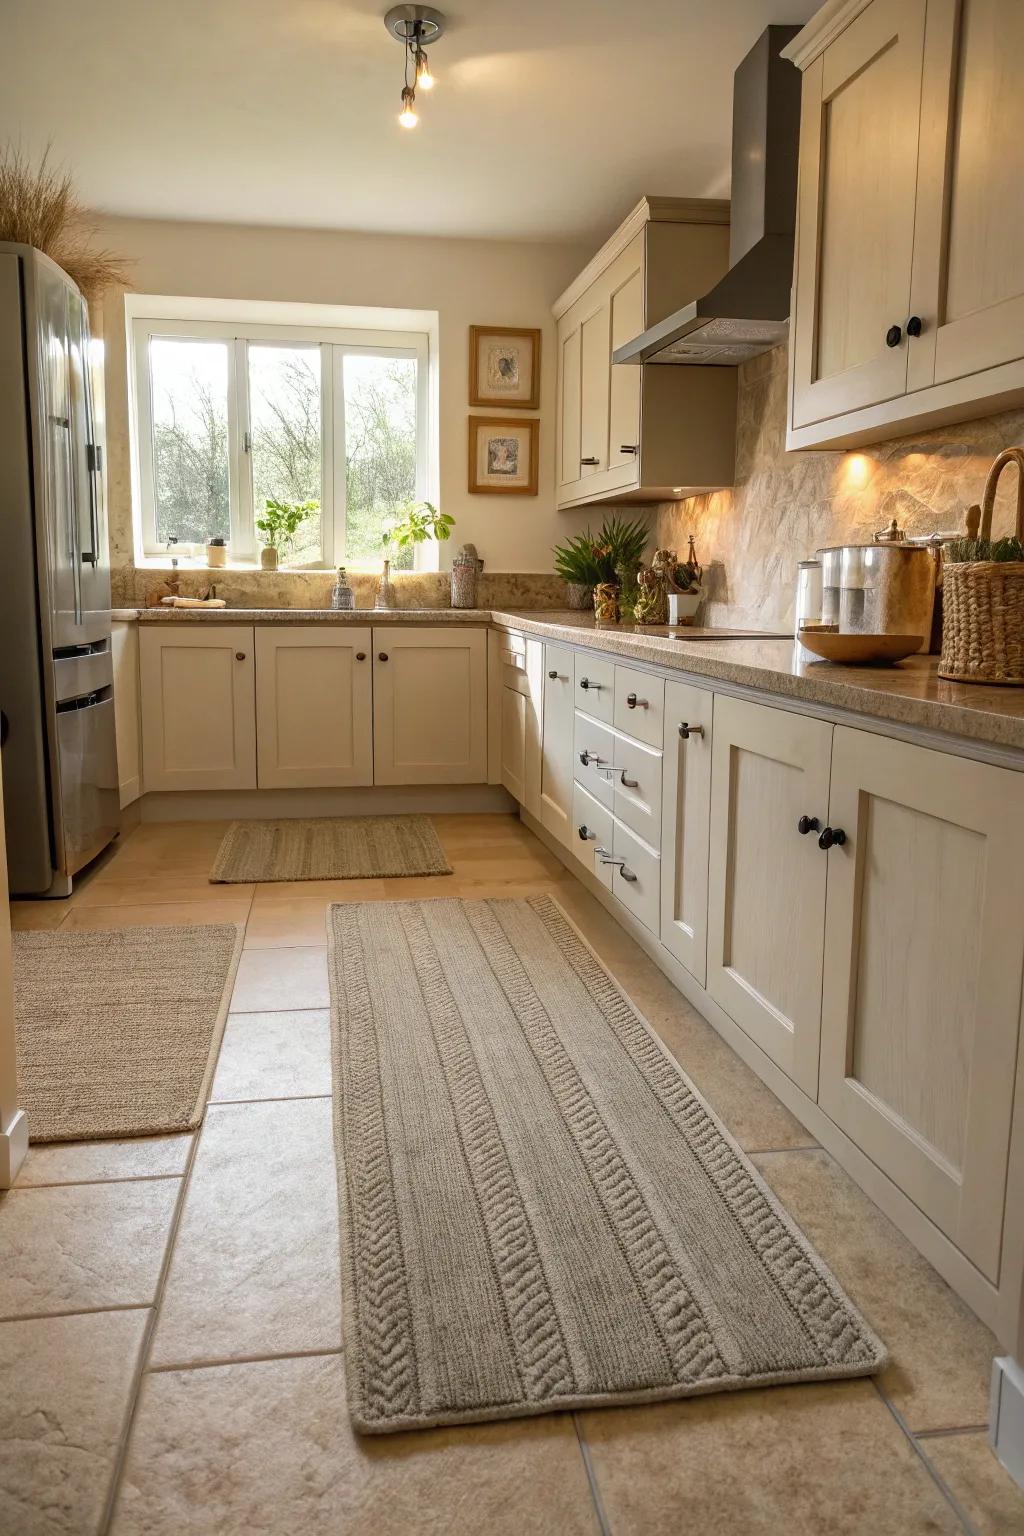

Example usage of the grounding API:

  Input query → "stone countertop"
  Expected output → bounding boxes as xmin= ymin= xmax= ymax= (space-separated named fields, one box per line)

xmin=110 ymin=604 xmax=1024 ymax=752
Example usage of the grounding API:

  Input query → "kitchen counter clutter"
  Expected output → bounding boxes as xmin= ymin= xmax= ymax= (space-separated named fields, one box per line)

xmin=113 ymin=606 xmax=1024 ymax=753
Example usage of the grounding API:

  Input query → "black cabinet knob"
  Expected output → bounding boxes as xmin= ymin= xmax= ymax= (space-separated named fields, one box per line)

xmin=577 ymin=824 xmax=594 ymax=841
xmin=234 ymin=652 xmax=246 ymax=661
xmin=818 ymin=826 xmax=847 ymax=850
xmin=378 ymin=652 xmax=389 ymax=662
xmin=626 ymin=692 xmax=648 ymax=710
xmin=906 ymin=315 xmax=923 ymax=338
xmin=678 ymin=721 xmax=705 ymax=740
xmin=797 ymin=815 xmax=820 ymax=835
xmin=548 ymin=669 xmax=558 ymax=679
xmin=580 ymin=455 xmax=600 ymax=466
xmin=356 ymin=652 xmax=366 ymax=661
xmin=886 ymin=324 xmax=902 ymax=348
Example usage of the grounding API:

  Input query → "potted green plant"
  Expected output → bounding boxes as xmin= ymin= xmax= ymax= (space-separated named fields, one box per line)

xmin=377 ymin=501 xmax=454 ymax=609
xmin=553 ymin=515 xmax=649 ymax=611
xmin=255 ymin=497 xmax=320 ymax=571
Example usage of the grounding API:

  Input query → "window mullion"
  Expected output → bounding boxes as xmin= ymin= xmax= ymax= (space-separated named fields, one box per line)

xmin=332 ymin=345 xmax=348 ymax=566
xmin=230 ymin=337 xmax=255 ymax=560
xmin=320 ymin=344 xmax=334 ymax=569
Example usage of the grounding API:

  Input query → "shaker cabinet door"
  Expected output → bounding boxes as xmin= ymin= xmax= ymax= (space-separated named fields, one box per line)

xmin=139 ymin=625 xmax=256 ymax=792
xmin=372 ymin=627 xmax=487 ymax=786
xmin=660 ymin=680 xmax=713 ymax=986
xmin=706 ymin=695 xmax=833 ymax=1095
xmin=819 ymin=727 xmax=1024 ymax=1282
xmin=255 ymin=626 xmax=372 ymax=789
xmin=790 ymin=0 xmax=927 ymax=428
xmin=539 ymin=644 xmax=575 ymax=846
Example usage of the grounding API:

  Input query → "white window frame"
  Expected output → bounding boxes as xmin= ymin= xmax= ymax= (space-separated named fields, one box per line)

xmin=131 ymin=316 xmax=430 ymax=568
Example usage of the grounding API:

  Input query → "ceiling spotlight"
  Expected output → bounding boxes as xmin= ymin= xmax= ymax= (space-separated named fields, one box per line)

xmin=385 ymin=6 xmax=445 ymax=126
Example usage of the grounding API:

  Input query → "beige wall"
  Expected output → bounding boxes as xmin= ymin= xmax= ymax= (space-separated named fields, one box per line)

xmin=93 ymin=214 xmax=598 ymax=582
xmin=657 ymin=345 xmax=1024 ymax=632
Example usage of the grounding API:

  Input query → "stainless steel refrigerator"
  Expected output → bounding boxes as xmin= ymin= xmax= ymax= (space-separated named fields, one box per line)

xmin=0 ymin=241 xmax=119 ymax=896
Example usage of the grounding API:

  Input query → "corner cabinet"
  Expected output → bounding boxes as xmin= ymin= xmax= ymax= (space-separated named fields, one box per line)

xmin=139 ymin=625 xmax=257 ymax=792
xmin=372 ymin=627 xmax=487 ymax=786
xmin=554 ymin=198 xmax=737 ymax=507
xmin=786 ymin=0 xmax=1024 ymax=449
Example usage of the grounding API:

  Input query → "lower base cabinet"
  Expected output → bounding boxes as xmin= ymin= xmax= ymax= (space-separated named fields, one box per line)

xmin=539 ymin=644 xmax=574 ymax=845
xmin=372 ymin=626 xmax=487 ymax=785
xmin=255 ymin=627 xmax=372 ymax=789
xmin=660 ymin=679 xmax=713 ymax=985
xmin=139 ymin=625 xmax=256 ymax=792
xmin=819 ymin=726 xmax=1024 ymax=1283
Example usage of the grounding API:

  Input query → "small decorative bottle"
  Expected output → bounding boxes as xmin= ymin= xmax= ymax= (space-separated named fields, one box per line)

xmin=330 ymin=566 xmax=354 ymax=611
xmin=374 ymin=557 xmax=397 ymax=611
xmin=451 ymin=544 xmax=483 ymax=609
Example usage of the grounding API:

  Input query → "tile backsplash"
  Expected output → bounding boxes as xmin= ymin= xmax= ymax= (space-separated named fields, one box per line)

xmin=656 ymin=345 xmax=1024 ymax=633
xmin=111 ymin=566 xmax=573 ymax=612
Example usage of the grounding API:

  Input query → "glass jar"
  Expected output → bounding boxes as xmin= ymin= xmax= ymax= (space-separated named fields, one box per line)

xmin=794 ymin=559 xmax=823 ymax=635
xmin=330 ymin=566 xmax=354 ymax=611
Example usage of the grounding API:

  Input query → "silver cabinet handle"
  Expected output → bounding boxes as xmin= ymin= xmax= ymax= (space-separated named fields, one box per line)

xmin=594 ymin=846 xmax=611 ymax=858
xmin=619 ymin=866 xmax=638 ymax=883
xmin=548 ymin=669 xmax=558 ymax=679
xmin=598 ymin=853 xmax=624 ymax=868
xmin=619 ymin=444 xmax=639 ymax=455
xmin=679 ymin=722 xmax=705 ymax=740
xmin=619 ymin=770 xmax=639 ymax=789
xmin=579 ymin=749 xmax=603 ymax=767
xmin=580 ymin=455 xmax=600 ymax=466
xmin=577 ymin=825 xmax=596 ymax=841
xmin=579 ymin=677 xmax=602 ymax=691
xmin=625 ymin=692 xmax=648 ymax=710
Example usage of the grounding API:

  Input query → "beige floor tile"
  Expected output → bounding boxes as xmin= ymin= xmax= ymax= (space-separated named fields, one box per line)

xmin=60 ymin=899 xmax=251 ymax=931
xmin=17 ymin=1135 xmax=192 ymax=1187
xmin=72 ymin=876 xmax=254 ymax=908
xmin=230 ymin=945 xmax=329 ymax=1011
xmin=211 ymin=1010 xmax=331 ymax=1102
xmin=150 ymin=1098 xmax=339 ymax=1366
xmin=9 ymin=901 xmax=68 ymax=931
xmin=243 ymin=900 xmax=330 ymax=947
xmin=251 ymin=877 xmax=387 ymax=904
xmin=923 ymin=1431 xmax=1024 ymax=1534
xmin=0 ymin=1180 xmax=179 ymax=1318
xmin=581 ymin=1380 xmax=960 ymax=1535
xmin=753 ymin=1149 xmax=999 ymax=1433
xmin=110 ymin=1354 xmax=598 ymax=1536
xmin=0 ymin=1309 xmax=148 ymax=1536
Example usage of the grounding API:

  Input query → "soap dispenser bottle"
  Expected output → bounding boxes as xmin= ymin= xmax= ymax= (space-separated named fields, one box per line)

xmin=330 ymin=566 xmax=354 ymax=611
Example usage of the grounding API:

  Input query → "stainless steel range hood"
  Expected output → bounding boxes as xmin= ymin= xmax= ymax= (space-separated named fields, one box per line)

xmin=613 ymin=25 xmax=802 ymax=367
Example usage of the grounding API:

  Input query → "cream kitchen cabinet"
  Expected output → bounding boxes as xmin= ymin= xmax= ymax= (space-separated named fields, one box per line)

xmin=111 ymin=619 xmax=141 ymax=808
xmin=539 ymin=643 xmax=574 ymax=845
xmin=706 ymin=694 xmax=833 ymax=1098
xmin=372 ymin=627 xmax=487 ymax=786
xmin=660 ymin=680 xmax=713 ymax=986
xmin=255 ymin=626 xmax=372 ymax=790
xmin=139 ymin=624 xmax=256 ymax=792
xmin=554 ymin=198 xmax=737 ymax=508
xmin=818 ymin=726 xmax=1024 ymax=1283
xmin=786 ymin=0 xmax=1024 ymax=449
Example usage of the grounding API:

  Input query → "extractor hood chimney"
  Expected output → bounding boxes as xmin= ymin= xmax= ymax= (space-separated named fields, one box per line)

xmin=613 ymin=25 xmax=802 ymax=367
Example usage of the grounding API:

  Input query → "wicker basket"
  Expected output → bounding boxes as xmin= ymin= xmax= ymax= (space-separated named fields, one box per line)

xmin=940 ymin=448 xmax=1024 ymax=686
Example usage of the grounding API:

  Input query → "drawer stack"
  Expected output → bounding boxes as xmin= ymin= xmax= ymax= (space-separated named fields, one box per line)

xmin=570 ymin=654 xmax=665 ymax=934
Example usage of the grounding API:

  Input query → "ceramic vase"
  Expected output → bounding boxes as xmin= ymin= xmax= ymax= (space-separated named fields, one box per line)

xmin=260 ymin=546 xmax=279 ymax=572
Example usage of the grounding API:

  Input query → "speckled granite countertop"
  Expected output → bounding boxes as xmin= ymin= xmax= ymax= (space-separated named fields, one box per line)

xmin=110 ymin=605 xmax=1024 ymax=752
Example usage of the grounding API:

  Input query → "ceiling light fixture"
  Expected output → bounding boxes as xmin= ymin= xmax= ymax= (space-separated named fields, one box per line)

xmin=385 ymin=6 xmax=445 ymax=129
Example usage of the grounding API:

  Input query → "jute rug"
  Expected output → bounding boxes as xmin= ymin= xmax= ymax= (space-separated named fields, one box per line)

xmin=210 ymin=815 xmax=452 ymax=883
xmin=328 ymin=894 xmax=886 ymax=1434
xmin=13 ymin=923 xmax=244 ymax=1142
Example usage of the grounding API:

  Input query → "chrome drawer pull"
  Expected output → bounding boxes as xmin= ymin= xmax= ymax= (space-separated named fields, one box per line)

xmin=678 ymin=721 xmax=705 ymax=740
xmin=619 ymin=866 xmax=638 ymax=883
xmin=619 ymin=770 xmax=639 ymax=789
xmin=579 ymin=749 xmax=604 ymax=767
xmin=579 ymin=677 xmax=603 ymax=691
xmin=577 ymin=824 xmax=596 ymax=841
xmin=625 ymin=692 xmax=648 ymax=710
xmin=598 ymin=853 xmax=624 ymax=868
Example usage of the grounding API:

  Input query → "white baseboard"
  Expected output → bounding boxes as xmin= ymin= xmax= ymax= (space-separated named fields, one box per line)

xmin=991 ymin=1357 xmax=1024 ymax=1490
xmin=0 ymin=1109 xmax=28 ymax=1188
xmin=139 ymin=785 xmax=517 ymax=822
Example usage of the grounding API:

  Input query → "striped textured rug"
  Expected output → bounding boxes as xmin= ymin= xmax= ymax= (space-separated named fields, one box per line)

xmin=328 ymin=894 xmax=886 ymax=1434
xmin=210 ymin=815 xmax=452 ymax=883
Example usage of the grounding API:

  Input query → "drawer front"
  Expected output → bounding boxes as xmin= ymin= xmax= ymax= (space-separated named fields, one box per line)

xmin=571 ymin=780 xmax=615 ymax=880
xmin=502 ymin=661 xmax=531 ymax=697
xmin=573 ymin=710 xmax=615 ymax=808
xmin=612 ymin=731 xmax=663 ymax=848
xmin=574 ymin=651 xmax=615 ymax=723
xmin=611 ymin=818 xmax=661 ymax=936
xmin=614 ymin=666 xmax=665 ymax=749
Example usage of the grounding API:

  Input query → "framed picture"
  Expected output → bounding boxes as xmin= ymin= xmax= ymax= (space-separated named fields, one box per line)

xmin=468 ymin=415 xmax=539 ymax=496
xmin=469 ymin=325 xmax=541 ymax=410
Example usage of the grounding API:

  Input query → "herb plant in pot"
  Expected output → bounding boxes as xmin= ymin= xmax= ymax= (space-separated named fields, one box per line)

xmin=553 ymin=515 xmax=649 ymax=614
xmin=255 ymin=497 xmax=320 ymax=571
xmin=378 ymin=501 xmax=454 ymax=610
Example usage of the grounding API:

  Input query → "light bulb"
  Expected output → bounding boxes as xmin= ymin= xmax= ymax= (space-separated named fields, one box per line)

xmin=399 ymin=85 xmax=418 ymax=128
xmin=415 ymin=48 xmax=435 ymax=89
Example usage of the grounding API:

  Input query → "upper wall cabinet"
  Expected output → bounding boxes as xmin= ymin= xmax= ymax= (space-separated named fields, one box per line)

xmin=553 ymin=198 xmax=738 ymax=509
xmin=786 ymin=0 xmax=1024 ymax=450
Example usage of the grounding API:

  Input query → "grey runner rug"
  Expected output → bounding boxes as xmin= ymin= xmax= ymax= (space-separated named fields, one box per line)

xmin=211 ymin=815 xmax=451 ymax=883
xmin=13 ymin=923 xmax=243 ymax=1142
xmin=328 ymin=894 xmax=886 ymax=1434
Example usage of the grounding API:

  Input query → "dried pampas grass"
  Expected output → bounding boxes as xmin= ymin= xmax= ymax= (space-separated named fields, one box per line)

xmin=0 ymin=146 xmax=131 ymax=302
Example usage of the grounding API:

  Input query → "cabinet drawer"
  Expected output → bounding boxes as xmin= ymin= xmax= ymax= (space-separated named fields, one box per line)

xmin=610 ymin=818 xmax=661 ymax=936
xmin=612 ymin=731 xmax=663 ymax=848
xmin=573 ymin=710 xmax=615 ymax=808
xmin=614 ymin=666 xmax=665 ymax=748
xmin=574 ymin=652 xmax=615 ymax=722
xmin=572 ymin=780 xmax=615 ymax=884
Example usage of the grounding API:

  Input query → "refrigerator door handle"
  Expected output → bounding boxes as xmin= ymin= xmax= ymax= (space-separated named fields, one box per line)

xmin=82 ymin=441 xmax=100 ymax=566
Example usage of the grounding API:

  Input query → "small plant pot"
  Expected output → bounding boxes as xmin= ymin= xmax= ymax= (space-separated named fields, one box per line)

xmin=668 ymin=590 xmax=703 ymax=626
xmin=260 ymin=546 xmax=279 ymax=572
xmin=565 ymin=582 xmax=593 ymax=610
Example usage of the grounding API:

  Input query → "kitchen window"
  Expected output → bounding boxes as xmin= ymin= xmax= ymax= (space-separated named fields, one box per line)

xmin=131 ymin=317 xmax=430 ymax=568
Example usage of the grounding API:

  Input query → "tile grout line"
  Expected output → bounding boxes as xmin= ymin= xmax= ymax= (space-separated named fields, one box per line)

xmin=97 ymin=1117 xmax=207 ymax=1536
xmin=572 ymin=1413 xmax=614 ymax=1536
xmin=210 ymin=1092 xmax=332 ymax=1108
xmin=915 ymin=1424 xmax=990 ymax=1440
xmin=15 ymin=1171 xmax=185 ymax=1191
xmin=0 ymin=1299 xmax=153 ymax=1326
xmin=148 ymin=1344 xmax=345 ymax=1374
xmin=872 ymin=1381 xmax=982 ymax=1536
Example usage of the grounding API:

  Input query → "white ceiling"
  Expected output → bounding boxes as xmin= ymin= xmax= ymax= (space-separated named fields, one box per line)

xmin=1 ymin=0 xmax=817 ymax=242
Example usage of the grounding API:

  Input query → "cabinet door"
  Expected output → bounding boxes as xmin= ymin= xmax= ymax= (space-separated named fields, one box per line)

xmin=908 ymin=0 xmax=1024 ymax=392
xmin=791 ymin=0 xmax=927 ymax=428
xmin=139 ymin=625 xmax=256 ymax=792
xmin=579 ymin=297 xmax=611 ymax=481
xmin=372 ymin=627 xmax=487 ymax=786
xmin=706 ymin=695 xmax=833 ymax=1096
xmin=540 ymin=643 xmax=574 ymax=846
xmin=500 ymin=685 xmax=527 ymax=804
xmin=607 ymin=264 xmax=643 ymax=475
xmin=660 ymin=681 xmax=713 ymax=985
xmin=523 ymin=638 xmax=545 ymax=821
xmin=556 ymin=308 xmax=583 ymax=503
xmin=820 ymin=728 xmax=1024 ymax=1281
xmin=111 ymin=621 xmax=141 ymax=808
xmin=255 ymin=627 xmax=372 ymax=790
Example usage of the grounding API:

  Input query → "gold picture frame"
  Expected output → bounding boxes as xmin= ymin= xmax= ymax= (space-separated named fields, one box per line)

xmin=469 ymin=325 xmax=541 ymax=410
xmin=468 ymin=415 xmax=539 ymax=496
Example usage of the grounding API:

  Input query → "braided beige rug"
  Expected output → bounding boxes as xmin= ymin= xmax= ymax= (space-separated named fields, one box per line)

xmin=328 ymin=894 xmax=886 ymax=1434
xmin=211 ymin=815 xmax=451 ymax=883
xmin=13 ymin=923 xmax=243 ymax=1142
